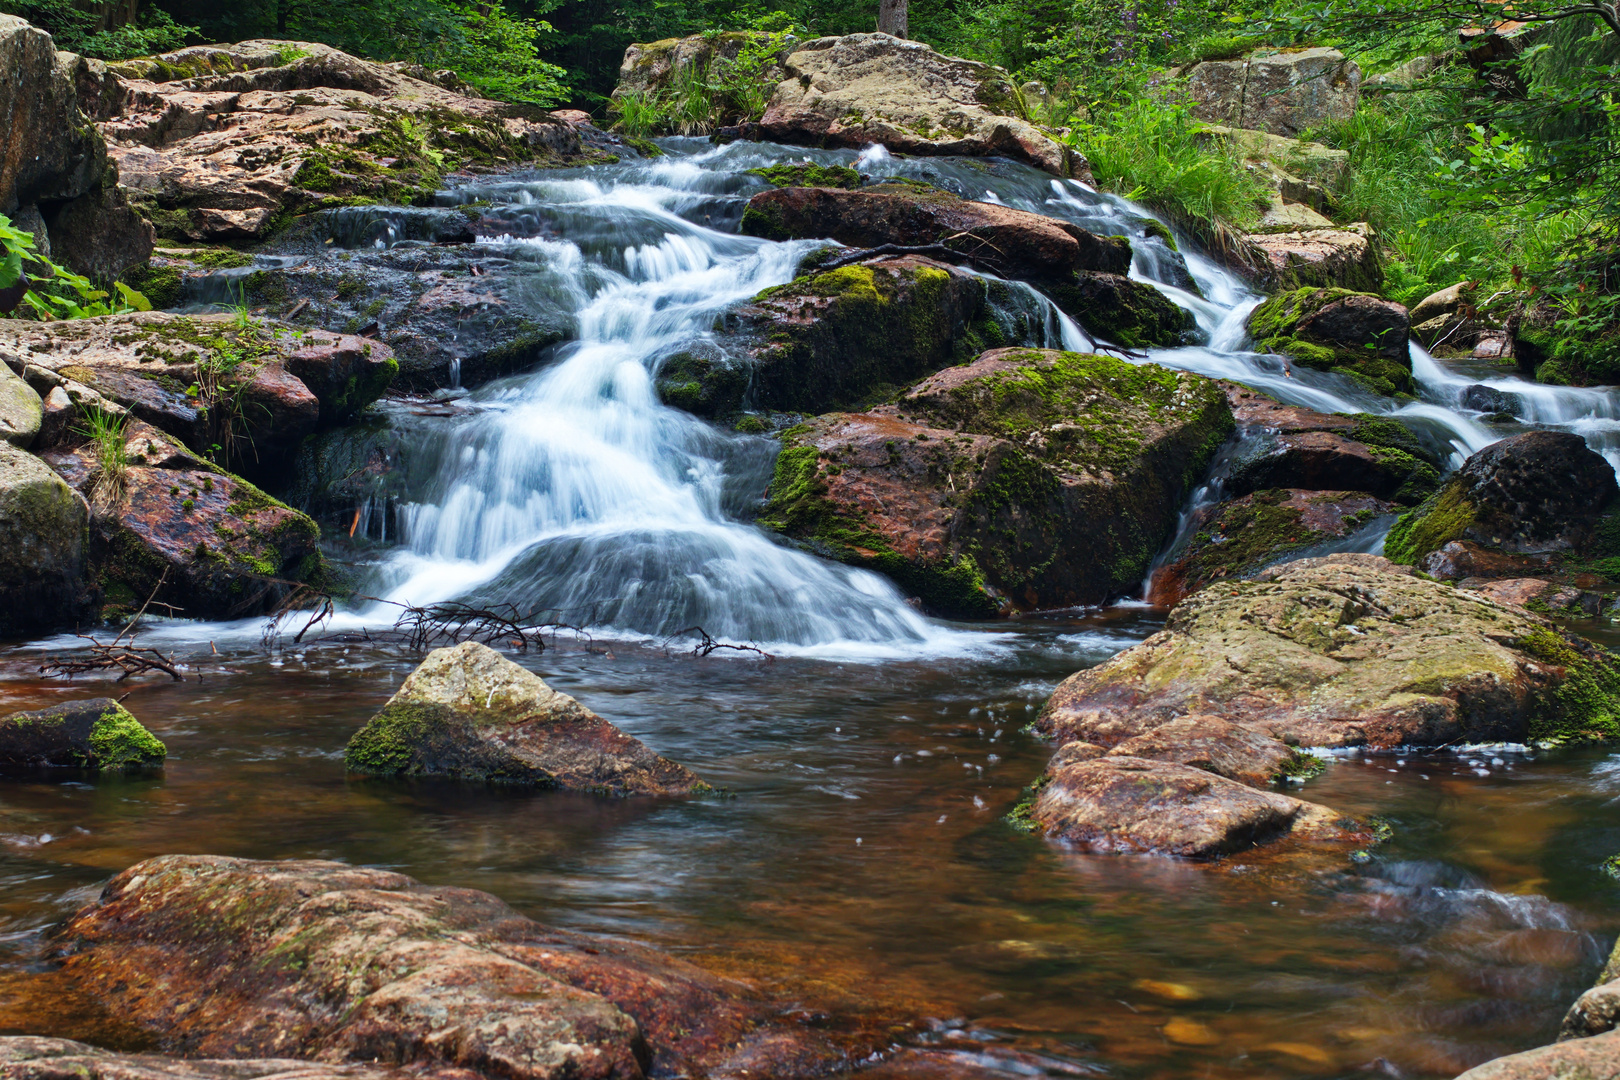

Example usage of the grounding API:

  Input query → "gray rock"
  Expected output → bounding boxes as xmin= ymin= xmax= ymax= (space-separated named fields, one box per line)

xmin=0 ymin=442 xmax=88 ymax=632
xmin=1460 ymin=383 xmax=1520 ymax=417
xmin=1455 ymin=1029 xmax=1620 ymax=1079
xmin=0 ymin=1038 xmax=400 ymax=1080
xmin=0 ymin=361 xmax=42 ymax=448
xmin=1186 ymin=48 xmax=1361 ymax=138
xmin=345 ymin=641 xmax=707 ymax=794
xmin=1561 ymin=979 xmax=1620 ymax=1040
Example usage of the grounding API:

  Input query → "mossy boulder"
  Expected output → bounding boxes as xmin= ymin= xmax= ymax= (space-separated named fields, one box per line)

xmin=0 ymin=699 xmax=165 ymax=770
xmin=746 ymin=162 xmax=861 ymax=189
xmin=1038 ymin=553 xmax=1620 ymax=749
xmin=1044 ymin=270 xmax=1198 ymax=349
xmin=653 ymin=344 xmax=751 ymax=418
xmin=346 ymin=641 xmax=706 ymax=794
xmin=759 ymin=348 xmax=1233 ymax=616
xmin=1387 ymin=430 xmax=1619 ymax=567
xmin=40 ymin=421 xmax=322 ymax=622
xmin=1148 ymin=488 xmax=1396 ymax=605
xmin=719 ymin=256 xmax=1003 ymax=415
xmin=0 ymin=443 xmax=91 ymax=633
xmin=0 ymin=361 xmax=43 ymax=448
xmin=1247 ymin=286 xmax=1412 ymax=395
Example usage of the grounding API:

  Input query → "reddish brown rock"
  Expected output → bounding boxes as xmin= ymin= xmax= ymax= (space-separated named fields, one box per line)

xmin=1418 ymin=540 xmax=1550 ymax=582
xmin=0 ymin=1038 xmax=403 ymax=1080
xmin=41 ymin=855 xmax=903 ymax=1079
xmin=1241 ymin=224 xmax=1382 ymax=293
xmin=1107 ymin=715 xmax=1302 ymax=787
xmin=1227 ymin=430 xmax=1435 ymax=502
xmin=1454 ymin=1029 xmax=1620 ymax=1080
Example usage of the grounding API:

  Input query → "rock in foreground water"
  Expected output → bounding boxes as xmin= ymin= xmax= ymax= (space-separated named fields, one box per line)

xmin=42 ymin=854 xmax=896 ymax=1079
xmin=1039 ymin=555 xmax=1620 ymax=749
xmin=0 ymin=1038 xmax=399 ymax=1080
xmin=1453 ymin=1030 xmax=1620 ymax=1080
xmin=345 ymin=641 xmax=705 ymax=794
xmin=0 ymin=699 xmax=165 ymax=770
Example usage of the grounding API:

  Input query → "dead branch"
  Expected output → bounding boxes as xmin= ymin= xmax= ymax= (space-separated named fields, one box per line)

xmin=661 ymin=626 xmax=774 ymax=661
xmin=389 ymin=601 xmax=551 ymax=653
xmin=262 ymin=584 xmax=338 ymax=647
xmin=41 ymin=636 xmax=185 ymax=682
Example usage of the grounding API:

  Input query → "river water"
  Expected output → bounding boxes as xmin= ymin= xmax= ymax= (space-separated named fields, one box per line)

xmin=2 ymin=137 xmax=1620 ymax=1077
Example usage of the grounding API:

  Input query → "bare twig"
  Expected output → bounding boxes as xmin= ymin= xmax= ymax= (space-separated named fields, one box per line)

xmin=262 ymin=584 xmax=337 ymax=647
xmin=113 ymin=567 xmax=172 ymax=647
xmin=661 ymin=626 xmax=774 ymax=661
xmin=41 ymin=636 xmax=185 ymax=682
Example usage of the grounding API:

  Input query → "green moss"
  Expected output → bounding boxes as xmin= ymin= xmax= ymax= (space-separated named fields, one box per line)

xmin=1006 ymin=775 xmax=1051 ymax=833
xmin=1519 ymin=628 xmax=1620 ymax=742
xmin=87 ymin=705 xmax=167 ymax=769
xmin=181 ymin=249 xmax=255 ymax=269
xmin=1272 ymin=750 xmax=1325 ymax=783
xmin=344 ymin=703 xmax=436 ymax=774
xmin=747 ymin=163 xmax=862 ymax=189
xmin=1385 ymin=483 xmax=1477 ymax=564
xmin=739 ymin=203 xmax=790 ymax=241
xmin=735 ymin=415 xmax=767 ymax=434
xmin=117 ymin=263 xmax=184 ymax=309
xmin=1142 ymin=218 xmax=1179 ymax=251
xmin=1249 ymin=287 xmax=1415 ymax=395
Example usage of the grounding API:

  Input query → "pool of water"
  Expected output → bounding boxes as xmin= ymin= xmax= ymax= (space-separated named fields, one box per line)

xmin=0 ymin=611 xmax=1617 ymax=1079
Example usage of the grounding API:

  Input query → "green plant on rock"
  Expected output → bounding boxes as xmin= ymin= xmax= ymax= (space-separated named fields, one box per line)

xmin=75 ymin=407 xmax=131 ymax=510
xmin=1519 ymin=627 xmax=1620 ymax=743
xmin=0 ymin=212 xmax=152 ymax=320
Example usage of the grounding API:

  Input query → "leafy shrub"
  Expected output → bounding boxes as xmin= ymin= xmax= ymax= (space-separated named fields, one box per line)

xmin=0 ymin=213 xmax=151 ymax=320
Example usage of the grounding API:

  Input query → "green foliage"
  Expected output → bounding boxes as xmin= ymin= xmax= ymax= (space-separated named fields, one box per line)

xmin=609 ymin=18 xmax=797 ymax=135
xmin=0 ymin=212 xmax=152 ymax=319
xmin=0 ymin=0 xmax=194 ymax=57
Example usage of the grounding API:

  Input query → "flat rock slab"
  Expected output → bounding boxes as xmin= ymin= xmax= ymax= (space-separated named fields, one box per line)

xmin=345 ymin=641 xmax=705 ymax=794
xmin=1029 ymin=755 xmax=1352 ymax=858
xmin=1242 ymin=225 xmax=1382 ymax=294
xmin=1107 ymin=714 xmax=1301 ymax=787
xmin=1185 ymin=48 xmax=1361 ymax=138
xmin=41 ymin=854 xmax=897 ymax=1080
xmin=1038 ymin=554 xmax=1620 ymax=748
xmin=0 ymin=1038 xmax=404 ymax=1080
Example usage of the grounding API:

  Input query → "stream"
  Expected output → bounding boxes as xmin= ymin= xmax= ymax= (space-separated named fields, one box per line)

xmin=3 ymin=137 xmax=1620 ymax=1078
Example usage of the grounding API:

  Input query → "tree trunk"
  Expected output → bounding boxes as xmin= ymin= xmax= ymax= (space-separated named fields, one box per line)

xmin=74 ymin=0 xmax=140 ymax=32
xmin=878 ymin=0 xmax=908 ymax=38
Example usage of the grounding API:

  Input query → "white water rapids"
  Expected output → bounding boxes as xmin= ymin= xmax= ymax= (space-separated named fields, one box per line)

xmin=341 ymin=137 xmax=1620 ymax=653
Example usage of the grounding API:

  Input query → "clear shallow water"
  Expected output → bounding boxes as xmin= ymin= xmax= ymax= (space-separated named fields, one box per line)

xmin=7 ymin=138 xmax=1620 ymax=1075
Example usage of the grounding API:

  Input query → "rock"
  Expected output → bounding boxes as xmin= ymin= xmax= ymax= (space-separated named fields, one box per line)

xmin=1200 ymin=125 xmax=1350 ymax=193
xmin=1026 ymin=755 xmax=1355 ymax=857
xmin=1411 ymin=280 xmax=1478 ymax=325
xmin=1255 ymin=198 xmax=1336 ymax=233
xmin=0 ymin=442 xmax=90 ymax=632
xmin=705 ymin=256 xmax=1001 ymax=415
xmin=1185 ymin=48 xmax=1362 ymax=138
xmin=760 ymin=348 xmax=1232 ymax=616
xmin=1453 ymin=1029 xmax=1620 ymax=1080
xmin=1227 ymin=429 xmax=1438 ymax=504
xmin=345 ymin=641 xmax=705 ymax=794
xmin=1420 ymin=541 xmax=1549 ymax=583
xmin=1241 ymin=224 xmax=1382 ymax=293
xmin=0 ymin=698 xmax=165 ymax=769
xmin=1107 ymin=714 xmax=1302 ymax=787
xmin=1387 ymin=431 xmax=1620 ymax=564
xmin=0 ymin=359 xmax=42 ymax=447
xmin=741 ymin=185 xmax=1194 ymax=347
xmin=39 ymin=855 xmax=907 ymax=1079
xmin=0 ymin=1038 xmax=401 ymax=1080
xmin=85 ymin=40 xmax=598 ymax=245
xmin=0 ymin=312 xmax=396 ymax=470
xmin=747 ymin=161 xmax=862 ymax=189
xmin=1563 ymin=979 xmax=1620 ymax=1040
xmin=1465 ymin=578 xmax=1602 ymax=616
xmin=40 ymin=420 xmax=322 ymax=621
xmin=0 ymin=17 xmax=153 ymax=279
xmin=615 ymin=31 xmax=794 ymax=107
xmin=1036 ymin=554 xmax=1620 ymax=749
xmin=1147 ymin=488 xmax=1397 ymax=605
xmin=1246 ymin=286 xmax=1413 ymax=395
xmin=1460 ymin=383 xmax=1521 ymax=417
xmin=751 ymin=34 xmax=1081 ymax=177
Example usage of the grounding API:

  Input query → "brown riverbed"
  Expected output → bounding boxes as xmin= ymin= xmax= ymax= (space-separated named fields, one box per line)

xmin=0 ymin=611 xmax=1616 ymax=1079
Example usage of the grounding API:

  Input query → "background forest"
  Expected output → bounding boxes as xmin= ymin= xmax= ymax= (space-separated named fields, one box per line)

xmin=3 ymin=0 xmax=1619 ymax=384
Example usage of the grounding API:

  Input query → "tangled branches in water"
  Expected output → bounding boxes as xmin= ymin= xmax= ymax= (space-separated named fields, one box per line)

xmin=391 ymin=601 xmax=555 ymax=653
xmin=661 ymin=626 xmax=773 ymax=661
xmin=39 ymin=568 xmax=186 ymax=682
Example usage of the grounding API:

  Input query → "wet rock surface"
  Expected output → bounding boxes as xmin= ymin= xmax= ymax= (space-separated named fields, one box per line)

xmin=749 ymin=34 xmax=1079 ymax=177
xmin=0 ymin=1038 xmax=402 ymax=1080
xmin=1038 ymin=554 xmax=1620 ymax=749
xmin=1453 ymin=1029 xmax=1620 ymax=1080
xmin=760 ymin=348 xmax=1232 ymax=616
xmin=40 ymin=854 xmax=916 ymax=1079
xmin=0 ymin=698 xmax=165 ymax=770
xmin=345 ymin=641 xmax=706 ymax=794
xmin=0 ymin=442 xmax=90 ymax=631
xmin=1106 ymin=714 xmax=1302 ymax=787
xmin=41 ymin=420 xmax=322 ymax=621
xmin=1246 ymin=286 xmax=1412 ymax=395
xmin=1226 ymin=427 xmax=1437 ymax=503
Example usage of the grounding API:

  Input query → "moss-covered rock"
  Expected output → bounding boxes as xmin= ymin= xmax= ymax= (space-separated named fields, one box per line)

xmin=0 ymin=361 xmax=43 ymax=449
xmin=1247 ymin=286 xmax=1413 ymax=395
xmin=759 ymin=348 xmax=1233 ymax=615
xmin=1045 ymin=271 xmax=1198 ymax=349
xmin=346 ymin=641 xmax=705 ymax=794
xmin=654 ymin=345 xmax=751 ymax=417
xmin=0 ymin=443 xmax=91 ymax=633
xmin=746 ymin=162 xmax=861 ymax=189
xmin=0 ymin=698 xmax=165 ymax=770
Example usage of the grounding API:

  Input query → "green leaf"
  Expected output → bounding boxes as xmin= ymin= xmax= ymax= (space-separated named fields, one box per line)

xmin=115 ymin=282 xmax=153 ymax=312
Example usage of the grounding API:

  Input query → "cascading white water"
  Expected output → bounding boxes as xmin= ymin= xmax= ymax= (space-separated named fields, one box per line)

xmin=357 ymin=137 xmax=1620 ymax=648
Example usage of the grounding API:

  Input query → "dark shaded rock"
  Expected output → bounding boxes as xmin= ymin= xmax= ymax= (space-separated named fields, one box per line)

xmin=760 ymin=348 xmax=1233 ymax=616
xmin=1247 ymin=286 xmax=1412 ymax=395
xmin=1147 ymin=488 xmax=1396 ymax=605
xmin=1028 ymin=755 xmax=1354 ymax=857
xmin=345 ymin=641 xmax=706 ymax=794
xmin=1460 ymin=383 xmax=1521 ymax=417
xmin=1107 ymin=715 xmax=1302 ymax=787
xmin=43 ymin=178 xmax=156 ymax=282
xmin=0 ymin=442 xmax=90 ymax=632
xmin=1454 ymin=1029 xmax=1620 ymax=1080
xmin=1043 ymin=270 xmax=1198 ymax=349
xmin=41 ymin=421 xmax=322 ymax=621
xmin=0 ymin=698 xmax=165 ymax=770
xmin=1387 ymin=431 xmax=1620 ymax=564
xmin=283 ymin=332 xmax=398 ymax=424
xmin=653 ymin=343 xmax=751 ymax=418
xmin=1227 ymin=428 xmax=1438 ymax=504
xmin=1037 ymin=554 xmax=1620 ymax=749
xmin=0 ymin=1038 xmax=399 ymax=1080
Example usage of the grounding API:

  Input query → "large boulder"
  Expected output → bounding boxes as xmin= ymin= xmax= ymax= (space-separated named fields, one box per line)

xmin=1453 ymin=1030 xmax=1620 ymax=1080
xmin=1185 ymin=48 xmax=1362 ymax=138
xmin=760 ymin=348 xmax=1233 ymax=616
xmin=1387 ymin=431 xmax=1620 ymax=565
xmin=1037 ymin=554 xmax=1620 ymax=749
xmin=37 ymin=854 xmax=908 ymax=1078
xmin=0 ymin=17 xmax=153 ymax=280
xmin=345 ymin=641 xmax=706 ymax=794
xmin=616 ymin=31 xmax=793 ymax=104
xmin=79 ymin=40 xmax=598 ymax=244
xmin=1147 ymin=488 xmax=1397 ymax=605
xmin=750 ymin=34 xmax=1080 ymax=177
xmin=685 ymin=255 xmax=1001 ymax=415
xmin=740 ymin=185 xmax=1194 ymax=347
xmin=1240 ymin=223 xmax=1383 ymax=293
xmin=1246 ymin=286 xmax=1413 ymax=395
xmin=0 ymin=360 xmax=42 ymax=447
xmin=40 ymin=420 xmax=322 ymax=621
xmin=0 ymin=442 xmax=90 ymax=632
xmin=0 ymin=698 xmax=165 ymax=770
